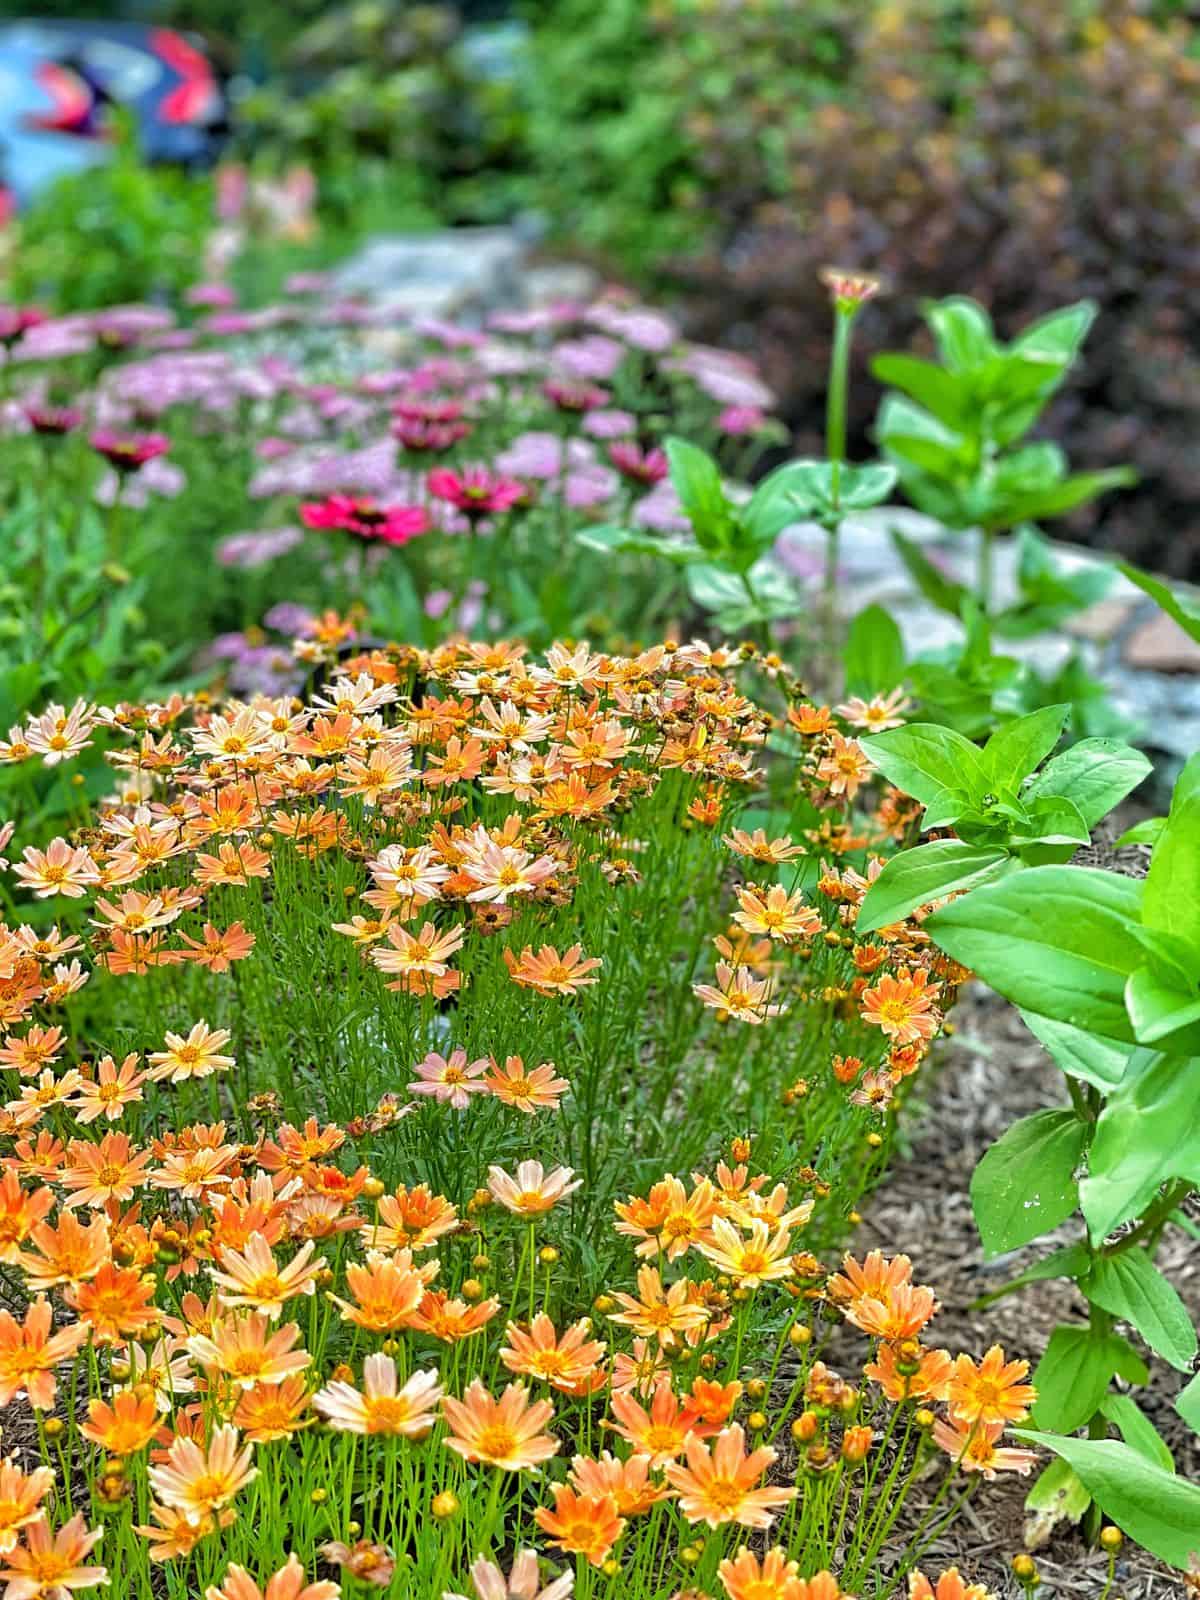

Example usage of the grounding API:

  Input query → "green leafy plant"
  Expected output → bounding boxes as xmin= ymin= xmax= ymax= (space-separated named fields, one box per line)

xmin=875 ymin=296 xmax=1133 ymax=613
xmin=856 ymin=707 xmax=1150 ymax=931
xmin=922 ymin=758 xmax=1200 ymax=1561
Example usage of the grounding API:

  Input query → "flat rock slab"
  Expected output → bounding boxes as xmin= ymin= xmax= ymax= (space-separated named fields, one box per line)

xmin=333 ymin=227 xmax=529 ymax=317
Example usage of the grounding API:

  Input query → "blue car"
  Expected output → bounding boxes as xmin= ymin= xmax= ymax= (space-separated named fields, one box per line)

xmin=0 ymin=18 xmax=228 ymax=210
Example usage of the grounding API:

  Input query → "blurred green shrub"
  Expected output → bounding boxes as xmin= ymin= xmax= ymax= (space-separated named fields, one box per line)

xmin=8 ymin=124 xmax=213 ymax=310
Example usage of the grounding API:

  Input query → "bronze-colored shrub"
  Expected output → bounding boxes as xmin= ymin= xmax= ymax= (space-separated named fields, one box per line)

xmin=666 ymin=1 xmax=1200 ymax=574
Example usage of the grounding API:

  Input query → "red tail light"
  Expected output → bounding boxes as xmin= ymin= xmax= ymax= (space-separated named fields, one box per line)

xmin=151 ymin=28 xmax=218 ymax=124
xmin=26 ymin=61 xmax=95 ymax=135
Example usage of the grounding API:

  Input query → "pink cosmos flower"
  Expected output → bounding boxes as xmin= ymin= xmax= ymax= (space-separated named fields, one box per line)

xmin=427 ymin=467 xmax=527 ymax=520
xmin=300 ymin=495 xmax=429 ymax=547
xmin=89 ymin=429 xmax=170 ymax=472
xmin=25 ymin=405 xmax=82 ymax=436
xmin=0 ymin=305 xmax=48 ymax=346
xmin=609 ymin=442 xmax=669 ymax=486
xmin=543 ymin=379 xmax=610 ymax=414
xmin=409 ymin=1049 xmax=490 ymax=1110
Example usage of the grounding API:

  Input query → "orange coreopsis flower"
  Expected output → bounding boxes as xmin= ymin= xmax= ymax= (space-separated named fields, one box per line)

xmin=724 ymin=828 xmax=803 ymax=865
xmin=665 ymin=1424 xmax=795 ymax=1529
xmin=0 ymin=1513 xmax=106 ymax=1596
xmin=329 ymin=1249 xmax=436 ymax=1332
xmin=147 ymin=1022 xmax=236 ymax=1084
xmin=194 ymin=841 xmax=272 ymax=887
xmin=844 ymin=1281 xmax=938 ymax=1343
xmin=371 ymin=920 xmax=465 ymax=983
xmin=693 ymin=963 xmax=786 ymax=1024
xmin=947 ymin=1346 xmax=1036 ymax=1427
xmin=732 ymin=884 xmax=820 ymax=943
xmin=487 ymin=1161 xmax=581 ymax=1217
xmin=18 ymin=1211 xmax=110 ymax=1291
xmin=503 ymin=943 xmax=602 ymax=996
xmin=81 ymin=1389 xmax=159 ymax=1455
xmin=407 ymin=1290 xmax=501 ymax=1343
xmin=569 ymin=1451 xmax=668 ymax=1516
xmin=362 ymin=1184 xmax=457 ymax=1252
xmin=687 ymin=1377 xmax=743 ymax=1431
xmin=932 ymin=1417 xmax=1039 ymax=1479
xmin=148 ymin=1424 xmax=258 ymax=1517
xmin=233 ymin=1375 xmax=312 ymax=1443
xmin=68 ymin=1262 xmax=159 ymax=1345
xmin=697 ymin=1217 xmax=794 ymax=1288
xmin=0 ymin=1170 xmax=54 ymax=1263
xmin=609 ymin=1265 xmax=711 ymax=1346
xmin=255 ymin=1118 xmax=346 ymax=1175
xmin=0 ymin=1456 xmax=55 ymax=1555
xmin=500 ymin=1313 xmax=605 ymax=1392
xmin=815 ymin=733 xmax=870 ymax=801
xmin=859 ymin=968 xmax=941 ymax=1046
xmin=61 ymin=1132 xmax=153 ymax=1210
xmin=614 ymin=1175 xmax=719 ymax=1261
xmin=909 ymin=1570 xmax=996 ymax=1600
xmin=176 ymin=922 xmax=256 ymax=973
xmin=0 ymin=1025 xmax=66 ymax=1076
xmin=484 ymin=1055 xmax=569 ymax=1113
xmin=313 ymin=1352 xmax=442 ymax=1437
xmin=205 ymin=1554 xmax=340 ymax=1600
xmin=186 ymin=1312 xmax=312 ymax=1390
xmin=827 ymin=1249 xmax=912 ymax=1306
xmin=69 ymin=1054 xmax=147 ymax=1124
xmin=717 ymin=1546 xmax=807 ymax=1600
xmin=864 ymin=1341 xmax=953 ymax=1404
xmin=12 ymin=839 xmax=100 ymax=899
xmin=441 ymin=1379 xmax=559 ymax=1471
xmin=135 ymin=1501 xmax=232 ymax=1562
xmin=424 ymin=736 xmax=486 ymax=786
xmin=608 ymin=1380 xmax=700 ymax=1466
xmin=533 ymin=1486 xmax=624 ymax=1567
xmin=210 ymin=1236 xmax=325 ymax=1319
xmin=0 ymin=1297 xmax=88 ymax=1407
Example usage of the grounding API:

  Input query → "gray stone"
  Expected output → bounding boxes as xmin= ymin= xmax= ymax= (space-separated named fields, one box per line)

xmin=1123 ymin=612 xmax=1200 ymax=672
xmin=333 ymin=227 xmax=529 ymax=317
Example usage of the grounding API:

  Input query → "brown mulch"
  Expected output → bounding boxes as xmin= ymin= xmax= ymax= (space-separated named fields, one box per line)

xmin=855 ymin=976 xmax=1198 ymax=1598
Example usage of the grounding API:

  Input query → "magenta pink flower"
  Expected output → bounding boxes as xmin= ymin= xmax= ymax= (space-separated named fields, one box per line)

xmin=25 ymin=405 xmax=82 ymax=436
xmin=717 ymin=405 xmax=768 ymax=437
xmin=300 ymin=494 xmax=430 ymax=547
xmin=427 ymin=467 xmax=527 ymax=520
xmin=609 ymin=442 xmax=669 ymax=486
xmin=0 ymin=305 xmax=48 ymax=346
xmin=89 ymin=430 xmax=171 ymax=472
xmin=543 ymin=379 xmax=610 ymax=414
xmin=392 ymin=402 xmax=470 ymax=453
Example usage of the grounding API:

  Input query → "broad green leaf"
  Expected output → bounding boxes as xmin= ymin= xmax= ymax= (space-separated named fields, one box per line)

xmin=857 ymin=842 xmax=1011 ymax=934
xmin=971 ymin=1109 xmax=1086 ymax=1257
xmin=1023 ymin=1459 xmax=1091 ymax=1532
xmin=1099 ymin=1394 xmax=1174 ymax=1472
xmin=973 ymin=1242 xmax=1090 ymax=1308
xmin=1081 ymin=1050 xmax=1200 ymax=1240
xmin=1144 ymin=787 xmax=1200 ymax=958
xmin=1030 ymin=1326 xmax=1144 ymax=1434
xmin=742 ymin=460 xmax=826 ymax=543
xmin=1012 ymin=300 xmax=1097 ymax=366
xmin=1086 ymin=1248 xmax=1197 ymax=1371
xmin=1117 ymin=561 xmax=1200 ymax=646
xmin=877 ymin=395 xmax=974 ymax=478
xmin=996 ymin=467 xmax=1136 ymax=528
xmin=926 ymin=295 xmax=996 ymax=371
xmin=1010 ymin=795 xmax=1090 ymax=849
xmin=982 ymin=703 xmax=1068 ymax=787
xmin=890 ymin=529 xmax=970 ymax=619
xmin=860 ymin=722 xmax=988 ymax=813
xmin=838 ymin=462 xmax=898 ymax=510
xmin=1025 ymin=737 xmax=1151 ymax=829
xmin=665 ymin=437 xmax=732 ymax=549
xmin=842 ymin=604 xmax=905 ymax=698
xmin=926 ymin=867 xmax=1145 ymax=1041
xmin=1125 ymin=966 xmax=1200 ymax=1050
xmin=1019 ymin=1011 xmax=1132 ymax=1090
xmin=871 ymin=353 xmax=969 ymax=428
xmin=574 ymin=524 xmax=706 ymax=564
xmin=1116 ymin=817 xmax=1164 ymax=848
xmin=1014 ymin=1433 xmax=1200 ymax=1569
xmin=686 ymin=564 xmax=748 ymax=613
xmin=1177 ymin=1370 xmax=1200 ymax=1434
